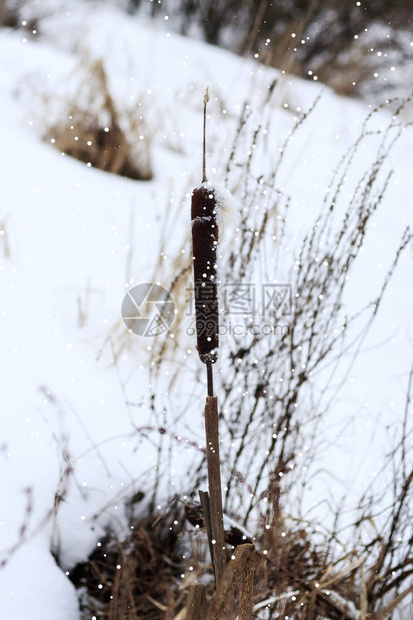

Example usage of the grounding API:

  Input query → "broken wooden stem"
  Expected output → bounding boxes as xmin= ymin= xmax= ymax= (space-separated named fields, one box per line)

xmin=204 ymin=396 xmax=226 ymax=587
xmin=185 ymin=583 xmax=208 ymax=619
xmin=199 ymin=490 xmax=215 ymax=576
xmin=208 ymin=543 xmax=255 ymax=620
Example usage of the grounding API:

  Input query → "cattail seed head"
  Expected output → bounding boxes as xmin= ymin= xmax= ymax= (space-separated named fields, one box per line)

xmin=191 ymin=183 xmax=219 ymax=363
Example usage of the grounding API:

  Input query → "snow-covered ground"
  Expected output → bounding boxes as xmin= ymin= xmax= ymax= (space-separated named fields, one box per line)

xmin=0 ymin=3 xmax=412 ymax=618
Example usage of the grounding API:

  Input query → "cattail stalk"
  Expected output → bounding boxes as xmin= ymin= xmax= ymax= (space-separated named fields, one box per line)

xmin=191 ymin=89 xmax=226 ymax=588
xmin=191 ymin=88 xmax=219 ymax=369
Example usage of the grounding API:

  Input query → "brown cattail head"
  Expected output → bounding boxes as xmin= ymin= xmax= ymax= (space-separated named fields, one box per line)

xmin=191 ymin=183 xmax=219 ymax=363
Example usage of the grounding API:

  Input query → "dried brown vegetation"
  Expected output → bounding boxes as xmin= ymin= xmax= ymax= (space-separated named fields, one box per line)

xmin=45 ymin=57 xmax=152 ymax=181
xmin=66 ymin=95 xmax=413 ymax=618
xmin=67 ymin=462 xmax=413 ymax=619
xmin=69 ymin=508 xmax=186 ymax=619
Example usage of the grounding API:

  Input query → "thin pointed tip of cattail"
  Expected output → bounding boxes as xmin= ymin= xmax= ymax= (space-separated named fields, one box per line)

xmin=202 ymin=87 xmax=209 ymax=183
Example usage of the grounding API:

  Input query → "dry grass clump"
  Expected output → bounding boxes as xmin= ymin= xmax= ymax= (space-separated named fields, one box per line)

xmin=251 ymin=458 xmax=413 ymax=618
xmin=67 ymin=490 xmax=413 ymax=619
xmin=69 ymin=506 xmax=188 ymax=619
xmin=63 ymin=493 xmax=327 ymax=619
xmin=254 ymin=489 xmax=359 ymax=619
xmin=45 ymin=57 xmax=152 ymax=181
